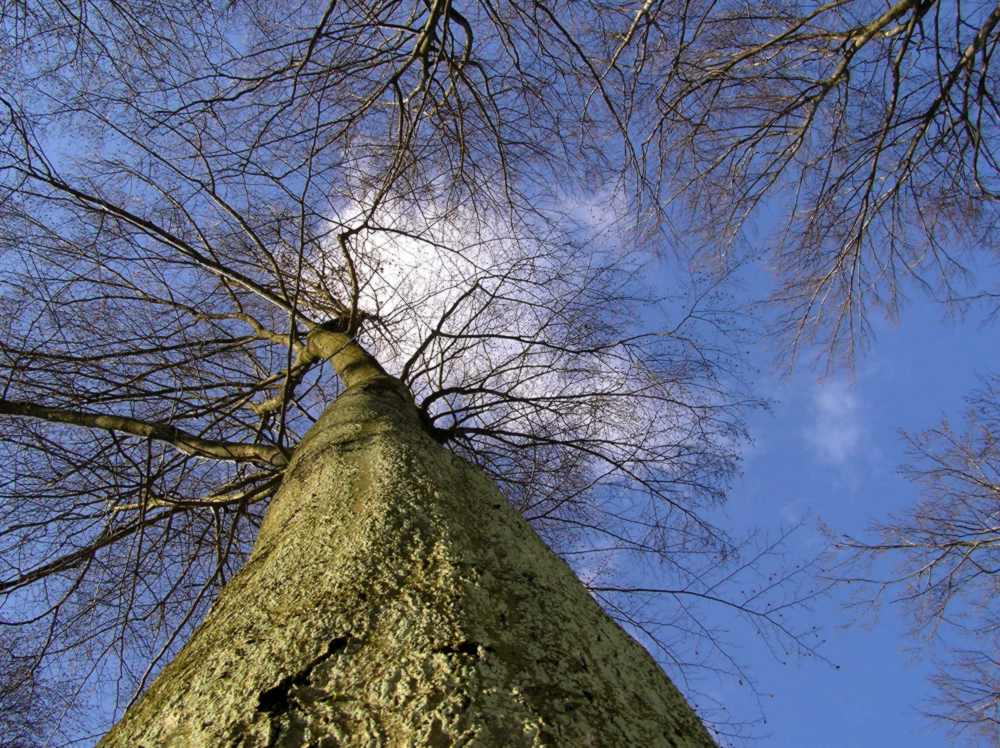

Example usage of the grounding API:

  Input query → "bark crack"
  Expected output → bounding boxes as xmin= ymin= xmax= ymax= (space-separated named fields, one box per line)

xmin=256 ymin=635 xmax=350 ymax=716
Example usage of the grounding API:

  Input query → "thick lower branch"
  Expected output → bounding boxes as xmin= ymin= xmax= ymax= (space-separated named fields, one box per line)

xmin=0 ymin=399 xmax=288 ymax=466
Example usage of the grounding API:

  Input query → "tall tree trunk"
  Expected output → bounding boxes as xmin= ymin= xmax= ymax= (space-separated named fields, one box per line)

xmin=101 ymin=341 xmax=717 ymax=746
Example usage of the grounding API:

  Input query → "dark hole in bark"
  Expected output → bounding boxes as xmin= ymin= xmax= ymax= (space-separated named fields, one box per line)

xmin=257 ymin=636 xmax=350 ymax=715
xmin=257 ymin=677 xmax=294 ymax=715
xmin=433 ymin=640 xmax=494 ymax=658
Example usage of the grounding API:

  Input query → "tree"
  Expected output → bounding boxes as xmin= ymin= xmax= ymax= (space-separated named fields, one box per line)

xmin=838 ymin=378 xmax=1000 ymax=742
xmin=0 ymin=0 xmax=824 ymax=741
xmin=614 ymin=0 xmax=1000 ymax=363
xmin=97 ymin=331 xmax=723 ymax=745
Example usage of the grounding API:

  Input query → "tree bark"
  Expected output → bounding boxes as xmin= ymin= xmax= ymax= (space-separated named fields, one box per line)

xmin=100 ymin=365 xmax=717 ymax=746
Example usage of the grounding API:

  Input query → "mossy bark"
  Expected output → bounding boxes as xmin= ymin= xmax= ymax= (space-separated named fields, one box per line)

xmin=101 ymin=372 xmax=717 ymax=747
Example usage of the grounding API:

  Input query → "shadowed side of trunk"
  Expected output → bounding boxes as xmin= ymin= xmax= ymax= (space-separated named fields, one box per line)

xmin=100 ymin=361 xmax=717 ymax=746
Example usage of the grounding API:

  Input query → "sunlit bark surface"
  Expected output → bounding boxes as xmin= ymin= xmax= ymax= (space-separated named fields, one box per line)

xmin=101 ymin=368 xmax=715 ymax=747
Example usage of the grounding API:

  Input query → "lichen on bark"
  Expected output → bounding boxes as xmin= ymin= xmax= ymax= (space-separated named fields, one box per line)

xmin=100 ymin=370 xmax=717 ymax=747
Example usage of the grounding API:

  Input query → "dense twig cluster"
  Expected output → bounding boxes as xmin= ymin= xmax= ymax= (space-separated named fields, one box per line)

xmin=620 ymin=0 xmax=1000 ymax=363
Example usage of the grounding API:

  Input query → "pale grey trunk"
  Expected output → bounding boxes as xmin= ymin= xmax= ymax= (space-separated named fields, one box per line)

xmin=101 ymin=371 xmax=717 ymax=746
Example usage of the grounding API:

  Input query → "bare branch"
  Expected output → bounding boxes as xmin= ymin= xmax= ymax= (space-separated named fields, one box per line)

xmin=0 ymin=399 xmax=288 ymax=466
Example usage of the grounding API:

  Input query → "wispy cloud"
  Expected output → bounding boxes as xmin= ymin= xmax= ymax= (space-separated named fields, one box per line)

xmin=805 ymin=379 xmax=862 ymax=463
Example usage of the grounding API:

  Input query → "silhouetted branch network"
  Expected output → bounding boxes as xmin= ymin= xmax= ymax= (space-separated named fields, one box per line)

xmin=9 ymin=0 xmax=967 ymax=740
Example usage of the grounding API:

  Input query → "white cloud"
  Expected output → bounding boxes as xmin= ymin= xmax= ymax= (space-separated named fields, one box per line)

xmin=805 ymin=379 xmax=862 ymax=463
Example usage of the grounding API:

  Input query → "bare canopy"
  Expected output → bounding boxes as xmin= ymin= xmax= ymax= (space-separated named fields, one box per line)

xmin=0 ymin=0 xmax=822 ymax=739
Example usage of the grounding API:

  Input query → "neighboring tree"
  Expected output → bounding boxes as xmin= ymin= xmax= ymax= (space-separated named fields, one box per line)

xmin=838 ymin=379 xmax=1000 ymax=742
xmin=615 ymin=0 xmax=1000 ymax=363
xmin=0 ymin=0 xmax=823 ymax=742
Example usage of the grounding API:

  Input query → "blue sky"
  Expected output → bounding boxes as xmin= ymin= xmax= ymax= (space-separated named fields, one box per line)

xmin=704 ymin=273 xmax=998 ymax=745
